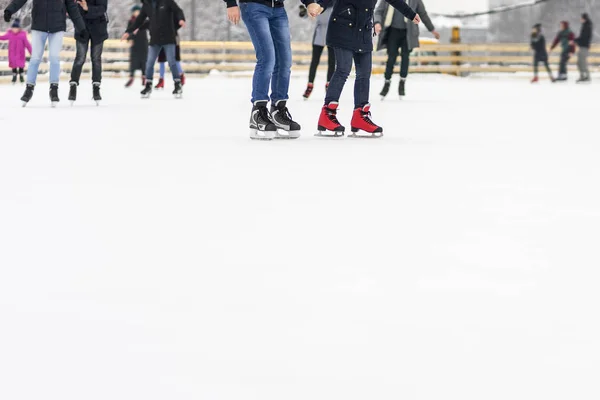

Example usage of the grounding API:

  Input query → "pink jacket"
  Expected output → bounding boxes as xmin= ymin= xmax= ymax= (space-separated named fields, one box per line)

xmin=0 ymin=30 xmax=32 ymax=69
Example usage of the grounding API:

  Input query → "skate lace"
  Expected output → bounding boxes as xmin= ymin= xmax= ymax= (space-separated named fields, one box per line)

xmin=328 ymin=109 xmax=341 ymax=125
xmin=278 ymin=107 xmax=294 ymax=124
xmin=362 ymin=111 xmax=377 ymax=127
xmin=258 ymin=107 xmax=273 ymax=124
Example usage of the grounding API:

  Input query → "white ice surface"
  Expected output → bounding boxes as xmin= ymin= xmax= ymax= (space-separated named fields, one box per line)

xmin=1 ymin=74 xmax=599 ymax=400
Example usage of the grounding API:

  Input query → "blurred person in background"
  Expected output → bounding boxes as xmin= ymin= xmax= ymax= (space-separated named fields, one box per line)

xmin=575 ymin=13 xmax=593 ymax=83
xmin=68 ymin=0 xmax=109 ymax=105
xmin=299 ymin=3 xmax=336 ymax=100
xmin=3 ymin=0 xmax=86 ymax=106
xmin=155 ymin=21 xmax=185 ymax=90
xmin=549 ymin=21 xmax=575 ymax=81
xmin=530 ymin=23 xmax=554 ymax=83
xmin=374 ymin=0 xmax=439 ymax=99
xmin=125 ymin=5 xmax=149 ymax=88
xmin=0 ymin=18 xmax=31 ymax=84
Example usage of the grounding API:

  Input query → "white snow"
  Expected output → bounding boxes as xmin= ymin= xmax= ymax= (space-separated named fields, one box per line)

xmin=0 ymin=74 xmax=599 ymax=400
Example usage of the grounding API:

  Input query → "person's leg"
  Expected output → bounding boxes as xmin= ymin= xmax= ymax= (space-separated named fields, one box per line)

xmin=353 ymin=51 xmax=372 ymax=108
xmin=399 ymin=30 xmax=411 ymax=79
xmin=559 ymin=52 xmax=568 ymax=76
xmin=581 ymin=48 xmax=590 ymax=79
xmin=533 ymin=59 xmax=539 ymax=77
xmin=324 ymin=47 xmax=353 ymax=105
xmin=326 ymin=46 xmax=335 ymax=83
xmin=145 ymin=45 xmax=160 ymax=82
xmin=269 ymin=6 xmax=292 ymax=103
xmin=159 ymin=62 xmax=165 ymax=78
xmin=383 ymin=28 xmax=402 ymax=81
xmin=308 ymin=45 xmax=324 ymax=84
xmin=164 ymin=44 xmax=180 ymax=81
xmin=47 ymin=31 xmax=64 ymax=84
xmin=240 ymin=2 xmax=276 ymax=103
xmin=176 ymin=61 xmax=183 ymax=75
xmin=544 ymin=60 xmax=553 ymax=78
xmin=90 ymin=41 xmax=104 ymax=84
xmin=26 ymin=30 xmax=48 ymax=85
xmin=577 ymin=49 xmax=584 ymax=79
xmin=70 ymin=39 xmax=90 ymax=84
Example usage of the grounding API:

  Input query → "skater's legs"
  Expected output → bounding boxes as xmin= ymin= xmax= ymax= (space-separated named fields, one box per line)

xmin=578 ymin=47 xmax=589 ymax=78
xmin=26 ymin=30 xmax=48 ymax=85
xmin=176 ymin=61 xmax=183 ymax=75
xmin=308 ymin=45 xmax=324 ymax=84
xmin=383 ymin=27 xmax=402 ymax=81
xmin=559 ymin=51 xmax=569 ymax=76
xmin=70 ymin=39 xmax=90 ymax=84
xmin=90 ymin=41 xmax=104 ymax=83
xmin=399 ymin=30 xmax=411 ymax=79
xmin=163 ymin=44 xmax=179 ymax=81
xmin=47 ymin=32 xmax=64 ymax=84
xmin=353 ymin=51 xmax=372 ymax=108
xmin=159 ymin=62 xmax=165 ymax=79
xmin=145 ymin=45 xmax=161 ymax=82
xmin=240 ymin=2 xmax=275 ymax=103
xmin=326 ymin=46 xmax=335 ymax=82
xmin=324 ymin=47 xmax=352 ymax=105
xmin=533 ymin=59 xmax=539 ymax=77
xmin=269 ymin=6 xmax=292 ymax=103
xmin=544 ymin=60 xmax=553 ymax=78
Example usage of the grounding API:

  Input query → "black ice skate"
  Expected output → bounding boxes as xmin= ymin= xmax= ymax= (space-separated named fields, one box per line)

xmin=380 ymin=80 xmax=391 ymax=100
xmin=19 ymin=73 xmax=24 ymax=83
xmin=249 ymin=101 xmax=277 ymax=141
xmin=399 ymin=79 xmax=406 ymax=97
xmin=68 ymin=82 xmax=77 ymax=105
xmin=270 ymin=100 xmax=301 ymax=139
xmin=93 ymin=82 xmax=102 ymax=105
xmin=172 ymin=80 xmax=182 ymax=99
xmin=11 ymin=72 xmax=17 ymax=84
xmin=20 ymin=84 xmax=34 ymax=107
xmin=141 ymin=81 xmax=152 ymax=98
xmin=49 ymin=83 xmax=60 ymax=107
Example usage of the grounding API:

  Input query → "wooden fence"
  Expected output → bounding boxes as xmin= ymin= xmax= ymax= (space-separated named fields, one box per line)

xmin=2 ymin=37 xmax=600 ymax=82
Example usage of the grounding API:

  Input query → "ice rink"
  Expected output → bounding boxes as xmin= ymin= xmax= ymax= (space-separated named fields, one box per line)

xmin=1 ymin=74 xmax=599 ymax=400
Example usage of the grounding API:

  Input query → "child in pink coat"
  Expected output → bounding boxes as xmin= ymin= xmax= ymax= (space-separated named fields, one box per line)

xmin=0 ymin=19 xmax=32 ymax=84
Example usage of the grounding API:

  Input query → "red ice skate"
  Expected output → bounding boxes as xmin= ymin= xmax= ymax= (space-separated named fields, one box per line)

xmin=316 ymin=102 xmax=345 ymax=137
xmin=125 ymin=77 xmax=134 ymax=88
xmin=303 ymin=83 xmax=314 ymax=100
xmin=155 ymin=78 xmax=165 ymax=89
xmin=180 ymin=73 xmax=186 ymax=86
xmin=350 ymin=103 xmax=383 ymax=138
xmin=142 ymin=76 xmax=146 ymax=86
xmin=531 ymin=76 xmax=539 ymax=83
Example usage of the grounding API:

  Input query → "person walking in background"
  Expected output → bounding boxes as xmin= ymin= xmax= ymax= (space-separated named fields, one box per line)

xmin=374 ymin=0 xmax=439 ymax=99
xmin=224 ymin=0 xmax=320 ymax=140
xmin=3 ymin=0 xmax=87 ymax=106
xmin=575 ymin=13 xmax=593 ymax=83
xmin=549 ymin=21 xmax=575 ymax=81
xmin=0 ymin=18 xmax=31 ymax=84
xmin=312 ymin=0 xmax=420 ymax=138
xmin=300 ymin=4 xmax=335 ymax=100
xmin=125 ymin=5 xmax=149 ymax=88
xmin=68 ymin=0 xmax=108 ymax=105
xmin=122 ymin=0 xmax=186 ymax=99
xmin=155 ymin=32 xmax=185 ymax=89
xmin=530 ymin=23 xmax=554 ymax=83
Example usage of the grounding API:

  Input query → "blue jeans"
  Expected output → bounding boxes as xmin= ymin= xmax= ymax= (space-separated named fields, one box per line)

xmin=146 ymin=44 xmax=179 ymax=82
xmin=325 ymin=47 xmax=372 ymax=109
xmin=27 ymin=30 xmax=64 ymax=85
xmin=240 ymin=2 xmax=292 ymax=103
xmin=159 ymin=61 xmax=183 ymax=78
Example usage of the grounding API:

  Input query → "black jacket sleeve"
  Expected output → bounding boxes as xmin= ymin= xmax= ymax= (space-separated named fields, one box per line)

xmin=576 ymin=22 xmax=592 ymax=46
xmin=126 ymin=6 xmax=148 ymax=34
xmin=66 ymin=0 xmax=86 ymax=32
xmin=170 ymin=0 xmax=185 ymax=22
xmin=416 ymin=0 xmax=434 ymax=32
xmin=6 ymin=0 xmax=28 ymax=14
xmin=224 ymin=0 xmax=237 ymax=8
xmin=386 ymin=0 xmax=417 ymax=21
xmin=85 ymin=0 xmax=108 ymax=20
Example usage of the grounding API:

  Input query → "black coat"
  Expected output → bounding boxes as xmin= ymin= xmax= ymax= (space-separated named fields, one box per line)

xmin=127 ymin=0 xmax=185 ymax=46
xmin=78 ymin=0 xmax=108 ymax=42
xmin=531 ymin=33 xmax=548 ymax=62
xmin=576 ymin=20 xmax=593 ymax=48
xmin=6 ymin=0 xmax=85 ymax=33
xmin=127 ymin=17 xmax=149 ymax=61
xmin=320 ymin=0 xmax=416 ymax=53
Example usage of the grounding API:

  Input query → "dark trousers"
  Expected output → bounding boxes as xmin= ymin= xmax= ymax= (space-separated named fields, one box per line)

xmin=559 ymin=51 xmax=570 ymax=76
xmin=146 ymin=44 xmax=179 ymax=82
xmin=325 ymin=47 xmax=372 ymax=108
xmin=384 ymin=27 xmax=411 ymax=80
xmin=130 ymin=51 xmax=147 ymax=77
xmin=71 ymin=40 xmax=104 ymax=84
xmin=308 ymin=45 xmax=336 ymax=84
xmin=533 ymin=58 xmax=552 ymax=77
xmin=11 ymin=68 xmax=24 ymax=75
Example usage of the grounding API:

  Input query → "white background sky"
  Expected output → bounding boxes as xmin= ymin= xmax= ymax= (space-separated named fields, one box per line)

xmin=426 ymin=0 xmax=487 ymax=13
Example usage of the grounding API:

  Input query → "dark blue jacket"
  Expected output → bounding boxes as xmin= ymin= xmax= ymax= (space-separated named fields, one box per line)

xmin=320 ymin=0 xmax=416 ymax=53
xmin=6 ymin=0 xmax=85 ymax=33
xmin=78 ymin=0 xmax=108 ymax=42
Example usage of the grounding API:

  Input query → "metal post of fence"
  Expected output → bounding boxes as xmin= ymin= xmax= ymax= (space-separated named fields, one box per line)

xmin=451 ymin=26 xmax=461 ymax=76
xmin=191 ymin=0 xmax=196 ymax=40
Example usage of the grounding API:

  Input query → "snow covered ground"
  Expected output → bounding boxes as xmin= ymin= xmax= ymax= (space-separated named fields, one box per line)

xmin=0 ymin=74 xmax=599 ymax=400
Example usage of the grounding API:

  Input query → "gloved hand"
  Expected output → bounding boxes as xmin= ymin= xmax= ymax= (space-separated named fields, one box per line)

xmin=75 ymin=28 xmax=90 ymax=43
xmin=299 ymin=4 xmax=307 ymax=18
xmin=3 ymin=9 xmax=12 ymax=22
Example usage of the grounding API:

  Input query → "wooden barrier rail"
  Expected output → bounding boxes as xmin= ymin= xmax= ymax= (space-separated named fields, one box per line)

xmin=2 ymin=38 xmax=600 ymax=79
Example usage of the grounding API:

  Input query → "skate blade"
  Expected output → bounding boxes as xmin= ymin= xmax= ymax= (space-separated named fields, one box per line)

xmin=249 ymin=129 xmax=275 ymax=141
xmin=174 ymin=94 xmax=183 ymax=99
xmin=51 ymin=102 xmax=58 ymax=108
xmin=274 ymin=130 xmax=301 ymax=140
xmin=21 ymin=101 xmax=28 ymax=107
xmin=95 ymin=101 xmax=100 ymax=106
xmin=70 ymin=101 xmax=74 ymax=106
xmin=348 ymin=132 xmax=383 ymax=139
xmin=315 ymin=131 xmax=344 ymax=138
